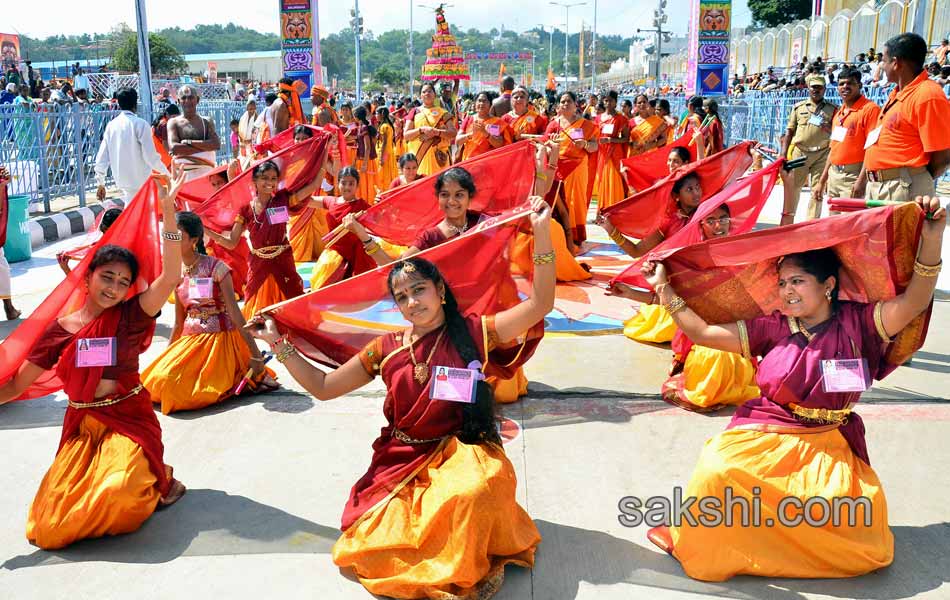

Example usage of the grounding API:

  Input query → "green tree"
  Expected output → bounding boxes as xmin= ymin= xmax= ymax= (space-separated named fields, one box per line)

xmin=112 ymin=32 xmax=188 ymax=75
xmin=748 ymin=0 xmax=811 ymax=28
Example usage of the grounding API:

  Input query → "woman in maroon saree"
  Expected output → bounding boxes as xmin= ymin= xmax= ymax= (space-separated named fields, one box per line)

xmin=641 ymin=196 xmax=945 ymax=581
xmin=245 ymin=200 xmax=556 ymax=598
xmin=205 ymin=159 xmax=328 ymax=318
xmin=0 ymin=174 xmax=188 ymax=549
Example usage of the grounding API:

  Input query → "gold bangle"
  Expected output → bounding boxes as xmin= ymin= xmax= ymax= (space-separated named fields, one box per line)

xmin=913 ymin=259 xmax=942 ymax=277
xmin=665 ymin=296 xmax=687 ymax=315
xmin=532 ymin=250 xmax=556 ymax=265
xmin=608 ymin=229 xmax=625 ymax=245
xmin=535 ymin=172 xmax=548 ymax=181
xmin=162 ymin=230 xmax=183 ymax=241
xmin=274 ymin=342 xmax=296 ymax=363
xmin=365 ymin=241 xmax=380 ymax=255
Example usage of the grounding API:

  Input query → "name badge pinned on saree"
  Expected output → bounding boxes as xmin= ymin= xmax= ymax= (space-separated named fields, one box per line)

xmin=820 ymin=358 xmax=870 ymax=393
xmin=601 ymin=123 xmax=615 ymax=136
xmin=830 ymin=126 xmax=847 ymax=142
xmin=864 ymin=126 xmax=882 ymax=149
xmin=266 ymin=206 xmax=290 ymax=225
xmin=486 ymin=124 xmax=501 ymax=137
xmin=568 ymin=128 xmax=585 ymax=140
xmin=189 ymin=277 xmax=213 ymax=299
xmin=76 ymin=337 xmax=117 ymax=368
xmin=429 ymin=365 xmax=477 ymax=403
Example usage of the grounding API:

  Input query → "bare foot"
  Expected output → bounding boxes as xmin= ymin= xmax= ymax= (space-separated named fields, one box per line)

xmin=158 ymin=478 xmax=186 ymax=508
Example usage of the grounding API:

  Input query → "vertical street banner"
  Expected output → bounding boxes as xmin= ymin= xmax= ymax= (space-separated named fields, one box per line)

xmin=686 ymin=0 xmax=731 ymax=96
xmin=280 ymin=0 xmax=324 ymax=97
xmin=1 ymin=33 xmax=21 ymax=73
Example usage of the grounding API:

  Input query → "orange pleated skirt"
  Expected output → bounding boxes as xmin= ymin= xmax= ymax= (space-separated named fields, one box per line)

xmin=27 ymin=415 xmax=161 ymax=550
xmin=242 ymin=274 xmax=293 ymax=319
xmin=671 ymin=427 xmax=893 ymax=581
xmin=563 ymin=159 xmax=590 ymax=243
xmin=289 ymin=207 xmax=329 ymax=263
xmin=510 ymin=222 xmax=591 ymax=283
xmin=488 ymin=367 xmax=529 ymax=404
xmin=142 ymin=329 xmax=251 ymax=414
xmin=355 ymin=159 xmax=378 ymax=204
xmin=376 ymin=151 xmax=398 ymax=193
xmin=332 ymin=437 xmax=540 ymax=598
xmin=594 ymin=159 xmax=627 ymax=213
xmin=623 ymin=304 xmax=677 ymax=343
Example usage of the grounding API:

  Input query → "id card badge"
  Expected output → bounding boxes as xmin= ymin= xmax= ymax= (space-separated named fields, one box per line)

xmin=568 ymin=128 xmax=585 ymax=140
xmin=807 ymin=113 xmax=824 ymax=127
xmin=486 ymin=124 xmax=501 ymax=136
xmin=267 ymin=206 xmax=290 ymax=225
xmin=76 ymin=337 xmax=117 ymax=368
xmin=189 ymin=277 xmax=213 ymax=299
xmin=429 ymin=366 xmax=477 ymax=403
xmin=525 ymin=116 xmax=535 ymax=123
xmin=864 ymin=126 xmax=882 ymax=149
xmin=830 ymin=126 xmax=847 ymax=142
xmin=820 ymin=358 xmax=871 ymax=393
xmin=601 ymin=123 xmax=615 ymax=136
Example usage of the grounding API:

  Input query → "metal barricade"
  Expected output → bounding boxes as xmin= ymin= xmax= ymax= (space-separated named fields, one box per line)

xmin=0 ymin=101 xmax=246 ymax=212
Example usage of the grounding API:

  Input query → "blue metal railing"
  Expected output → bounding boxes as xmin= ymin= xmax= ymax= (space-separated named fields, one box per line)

xmin=0 ymin=100 xmax=245 ymax=212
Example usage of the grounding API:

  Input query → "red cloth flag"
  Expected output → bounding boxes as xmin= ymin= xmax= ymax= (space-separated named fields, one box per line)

xmin=612 ymin=159 xmax=783 ymax=290
xmin=192 ymin=134 xmax=331 ymax=233
xmin=603 ymin=141 xmax=754 ymax=239
xmin=255 ymin=123 xmax=349 ymax=166
xmin=619 ymin=134 xmax=691 ymax=192
xmin=653 ymin=202 xmax=930 ymax=367
xmin=348 ymin=141 xmax=537 ymax=247
xmin=266 ymin=207 xmax=539 ymax=369
xmin=0 ymin=180 xmax=163 ymax=400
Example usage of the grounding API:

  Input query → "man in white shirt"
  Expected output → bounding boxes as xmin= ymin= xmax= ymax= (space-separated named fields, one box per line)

xmin=94 ymin=87 xmax=169 ymax=202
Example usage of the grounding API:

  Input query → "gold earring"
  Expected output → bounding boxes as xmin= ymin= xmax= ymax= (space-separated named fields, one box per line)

xmin=440 ymin=295 xmax=446 ymax=305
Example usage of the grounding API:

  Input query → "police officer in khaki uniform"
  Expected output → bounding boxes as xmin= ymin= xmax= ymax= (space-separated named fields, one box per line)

xmin=779 ymin=74 xmax=838 ymax=225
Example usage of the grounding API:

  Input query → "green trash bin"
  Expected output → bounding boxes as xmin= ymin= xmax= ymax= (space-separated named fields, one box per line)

xmin=3 ymin=194 xmax=32 ymax=263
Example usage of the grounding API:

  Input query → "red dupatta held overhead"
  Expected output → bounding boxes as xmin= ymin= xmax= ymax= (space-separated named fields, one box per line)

xmin=340 ymin=141 xmax=536 ymax=247
xmin=264 ymin=209 xmax=543 ymax=530
xmin=603 ymin=141 xmax=754 ymax=239
xmin=653 ymin=203 xmax=931 ymax=464
xmin=611 ymin=159 xmax=783 ymax=290
xmin=0 ymin=180 xmax=162 ymax=400
xmin=192 ymin=133 xmax=331 ymax=233
xmin=619 ymin=134 xmax=691 ymax=192
xmin=254 ymin=123 xmax=349 ymax=167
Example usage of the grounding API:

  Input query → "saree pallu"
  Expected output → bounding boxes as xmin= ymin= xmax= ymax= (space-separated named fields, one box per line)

xmin=503 ymin=109 xmax=547 ymax=139
xmin=376 ymin=124 xmax=398 ymax=191
xmin=670 ymin=426 xmax=892 ymax=581
xmin=661 ymin=332 xmax=759 ymax=412
xmin=408 ymin=106 xmax=452 ymax=177
xmin=594 ymin=114 xmax=629 ymax=212
xmin=332 ymin=314 xmax=541 ymax=598
xmin=623 ymin=303 xmax=676 ymax=343
xmin=545 ymin=118 xmax=598 ymax=243
xmin=459 ymin=116 xmax=512 ymax=161
xmin=289 ymin=205 xmax=329 ymax=263
xmin=629 ymin=115 xmax=666 ymax=157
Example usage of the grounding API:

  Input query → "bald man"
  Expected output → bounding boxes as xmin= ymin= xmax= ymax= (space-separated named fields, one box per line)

xmin=168 ymin=84 xmax=221 ymax=180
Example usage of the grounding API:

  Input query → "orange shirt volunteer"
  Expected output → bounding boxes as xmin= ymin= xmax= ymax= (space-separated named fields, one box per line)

xmin=828 ymin=96 xmax=881 ymax=166
xmin=864 ymin=71 xmax=950 ymax=171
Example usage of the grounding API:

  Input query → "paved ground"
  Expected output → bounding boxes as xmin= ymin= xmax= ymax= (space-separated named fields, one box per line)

xmin=1 ymin=189 xmax=949 ymax=599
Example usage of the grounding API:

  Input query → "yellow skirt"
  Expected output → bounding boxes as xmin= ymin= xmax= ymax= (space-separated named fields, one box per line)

xmin=332 ymin=437 xmax=540 ymax=598
xmin=563 ymin=159 xmax=590 ymax=242
xmin=142 ymin=329 xmax=250 ymax=415
xmin=290 ymin=207 xmax=329 ymax=263
xmin=594 ymin=159 xmax=626 ymax=212
xmin=663 ymin=346 xmax=760 ymax=411
xmin=27 ymin=415 xmax=161 ymax=550
xmin=418 ymin=145 xmax=450 ymax=177
xmin=310 ymin=248 xmax=345 ymax=290
xmin=510 ymin=222 xmax=591 ymax=283
xmin=376 ymin=152 xmax=398 ymax=193
xmin=242 ymin=274 xmax=293 ymax=319
xmin=355 ymin=158 xmax=378 ymax=203
xmin=488 ymin=367 xmax=529 ymax=404
xmin=671 ymin=427 xmax=893 ymax=581
xmin=623 ymin=304 xmax=676 ymax=343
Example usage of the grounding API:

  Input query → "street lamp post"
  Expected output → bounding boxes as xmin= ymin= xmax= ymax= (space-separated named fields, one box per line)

xmin=350 ymin=1 xmax=364 ymax=100
xmin=591 ymin=0 xmax=597 ymax=91
xmin=409 ymin=1 xmax=414 ymax=97
xmin=550 ymin=2 xmax=586 ymax=83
